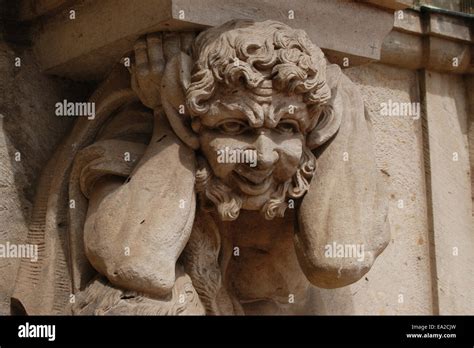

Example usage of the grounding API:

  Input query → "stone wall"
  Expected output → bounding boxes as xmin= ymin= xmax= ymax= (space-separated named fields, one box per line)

xmin=311 ymin=64 xmax=433 ymax=314
xmin=0 ymin=0 xmax=472 ymax=315
xmin=313 ymin=64 xmax=474 ymax=315
xmin=310 ymin=64 xmax=474 ymax=315
xmin=0 ymin=39 xmax=92 ymax=314
xmin=422 ymin=71 xmax=474 ymax=314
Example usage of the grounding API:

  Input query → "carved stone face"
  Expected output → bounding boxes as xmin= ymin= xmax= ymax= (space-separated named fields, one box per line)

xmin=182 ymin=20 xmax=329 ymax=220
xmin=198 ymin=87 xmax=312 ymax=211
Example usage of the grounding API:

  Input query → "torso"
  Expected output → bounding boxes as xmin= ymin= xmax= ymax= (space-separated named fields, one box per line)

xmin=216 ymin=209 xmax=312 ymax=314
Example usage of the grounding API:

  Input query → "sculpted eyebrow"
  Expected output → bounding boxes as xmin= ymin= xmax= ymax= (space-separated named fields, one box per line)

xmin=271 ymin=104 xmax=313 ymax=133
xmin=274 ymin=105 xmax=306 ymax=120
xmin=273 ymin=105 xmax=309 ymax=130
xmin=201 ymin=101 xmax=249 ymax=127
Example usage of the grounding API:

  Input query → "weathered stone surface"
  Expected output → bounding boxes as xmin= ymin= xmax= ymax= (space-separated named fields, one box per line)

xmin=428 ymin=12 xmax=472 ymax=43
xmin=17 ymin=0 xmax=74 ymax=22
xmin=311 ymin=64 xmax=433 ymax=314
xmin=381 ymin=31 xmax=424 ymax=70
xmin=422 ymin=70 xmax=474 ymax=314
xmin=467 ymin=75 xmax=474 ymax=217
xmin=380 ymin=9 xmax=473 ymax=74
xmin=23 ymin=1 xmax=474 ymax=78
xmin=12 ymin=20 xmax=390 ymax=315
xmin=365 ymin=0 xmax=414 ymax=10
xmin=426 ymin=36 xmax=471 ymax=72
xmin=393 ymin=8 xmax=423 ymax=34
xmin=2 ymin=0 xmax=473 ymax=317
xmin=0 ymin=39 xmax=90 ymax=314
xmin=30 ymin=0 xmax=394 ymax=80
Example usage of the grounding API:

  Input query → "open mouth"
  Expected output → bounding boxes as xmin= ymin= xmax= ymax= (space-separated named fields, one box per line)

xmin=232 ymin=167 xmax=273 ymax=195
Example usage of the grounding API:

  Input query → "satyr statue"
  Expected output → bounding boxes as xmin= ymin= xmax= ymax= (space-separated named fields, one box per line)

xmin=12 ymin=20 xmax=390 ymax=315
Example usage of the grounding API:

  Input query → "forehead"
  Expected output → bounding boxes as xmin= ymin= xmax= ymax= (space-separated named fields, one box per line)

xmin=200 ymin=86 xmax=312 ymax=131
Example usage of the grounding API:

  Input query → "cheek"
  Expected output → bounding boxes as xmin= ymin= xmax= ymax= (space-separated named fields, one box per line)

xmin=274 ymin=136 xmax=304 ymax=178
xmin=199 ymin=131 xmax=250 ymax=178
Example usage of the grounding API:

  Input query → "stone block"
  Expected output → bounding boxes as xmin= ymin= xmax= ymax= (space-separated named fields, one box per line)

xmin=31 ymin=0 xmax=394 ymax=80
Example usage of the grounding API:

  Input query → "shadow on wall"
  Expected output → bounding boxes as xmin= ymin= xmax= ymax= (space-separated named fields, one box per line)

xmin=1 ymin=42 xmax=95 ymax=223
xmin=0 ymin=35 xmax=95 ymax=314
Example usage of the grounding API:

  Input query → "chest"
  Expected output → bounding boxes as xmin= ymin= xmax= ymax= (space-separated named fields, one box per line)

xmin=215 ymin=210 xmax=311 ymax=313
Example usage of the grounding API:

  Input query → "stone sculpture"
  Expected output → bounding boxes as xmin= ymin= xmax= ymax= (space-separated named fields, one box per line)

xmin=12 ymin=20 xmax=390 ymax=315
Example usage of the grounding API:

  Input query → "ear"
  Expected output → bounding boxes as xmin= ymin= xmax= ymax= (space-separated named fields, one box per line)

xmin=295 ymin=65 xmax=390 ymax=289
xmin=160 ymin=52 xmax=200 ymax=150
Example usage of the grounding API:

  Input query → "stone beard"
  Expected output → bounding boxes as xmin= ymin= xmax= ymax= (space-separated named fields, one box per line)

xmin=195 ymin=146 xmax=316 ymax=221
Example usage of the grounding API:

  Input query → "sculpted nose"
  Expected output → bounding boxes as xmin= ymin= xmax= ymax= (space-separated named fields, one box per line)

xmin=254 ymin=132 xmax=279 ymax=168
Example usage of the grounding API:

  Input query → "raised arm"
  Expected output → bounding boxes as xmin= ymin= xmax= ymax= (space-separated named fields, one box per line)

xmin=79 ymin=33 xmax=199 ymax=297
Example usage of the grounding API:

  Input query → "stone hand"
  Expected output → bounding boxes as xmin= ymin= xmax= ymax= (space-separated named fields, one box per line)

xmin=130 ymin=32 xmax=195 ymax=110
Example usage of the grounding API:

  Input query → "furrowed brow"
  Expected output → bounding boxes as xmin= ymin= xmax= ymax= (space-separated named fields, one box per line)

xmin=270 ymin=104 xmax=313 ymax=133
xmin=201 ymin=101 xmax=252 ymax=127
xmin=274 ymin=104 xmax=307 ymax=122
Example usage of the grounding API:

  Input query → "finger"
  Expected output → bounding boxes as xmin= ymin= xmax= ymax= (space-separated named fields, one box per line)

xmin=134 ymin=37 xmax=149 ymax=76
xmin=131 ymin=73 xmax=147 ymax=104
xmin=163 ymin=32 xmax=181 ymax=62
xmin=180 ymin=32 xmax=196 ymax=56
xmin=146 ymin=33 xmax=165 ymax=74
xmin=132 ymin=72 xmax=154 ymax=109
xmin=138 ymin=81 xmax=157 ymax=109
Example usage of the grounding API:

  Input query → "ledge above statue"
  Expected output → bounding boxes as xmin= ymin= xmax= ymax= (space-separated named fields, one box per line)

xmin=16 ymin=0 xmax=402 ymax=80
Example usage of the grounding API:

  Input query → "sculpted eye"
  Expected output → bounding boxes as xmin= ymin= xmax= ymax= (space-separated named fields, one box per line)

xmin=217 ymin=120 xmax=248 ymax=135
xmin=276 ymin=120 xmax=299 ymax=134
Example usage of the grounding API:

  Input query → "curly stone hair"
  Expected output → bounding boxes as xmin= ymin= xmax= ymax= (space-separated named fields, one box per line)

xmin=186 ymin=19 xmax=331 ymax=128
